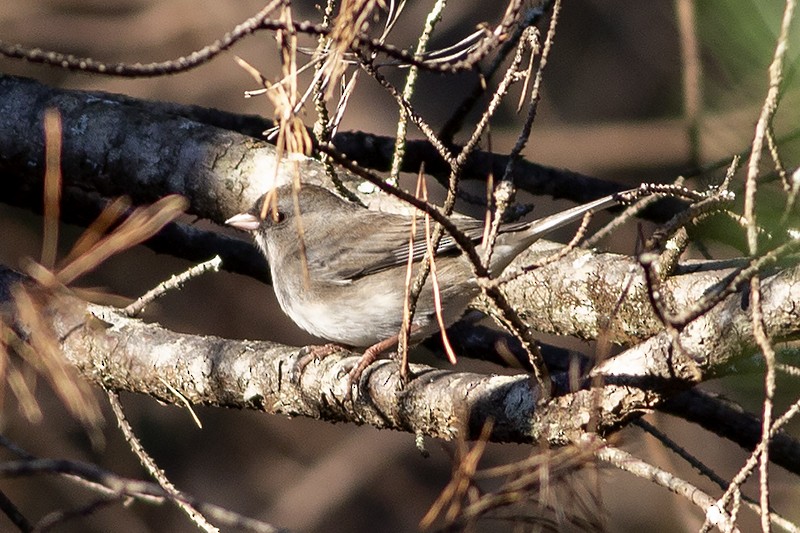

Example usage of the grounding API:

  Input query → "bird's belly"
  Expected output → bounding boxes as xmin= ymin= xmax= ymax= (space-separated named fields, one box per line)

xmin=287 ymin=287 xmax=406 ymax=346
xmin=273 ymin=275 xmax=477 ymax=347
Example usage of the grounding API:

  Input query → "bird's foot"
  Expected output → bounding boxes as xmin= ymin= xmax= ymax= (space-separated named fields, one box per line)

xmin=344 ymin=336 xmax=400 ymax=401
xmin=294 ymin=343 xmax=345 ymax=380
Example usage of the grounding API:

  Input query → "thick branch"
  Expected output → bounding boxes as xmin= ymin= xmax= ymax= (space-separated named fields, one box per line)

xmin=3 ymin=265 xmax=800 ymax=467
xmin=662 ymin=389 xmax=800 ymax=474
xmin=497 ymin=246 xmax=757 ymax=345
xmin=0 ymin=74 xmax=330 ymax=222
xmin=0 ymin=73 xmax=651 ymax=220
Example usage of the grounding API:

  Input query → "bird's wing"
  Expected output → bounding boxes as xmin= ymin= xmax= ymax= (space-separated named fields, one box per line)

xmin=318 ymin=188 xmax=634 ymax=281
xmin=338 ymin=213 xmax=537 ymax=280
xmin=309 ymin=212 xmax=490 ymax=281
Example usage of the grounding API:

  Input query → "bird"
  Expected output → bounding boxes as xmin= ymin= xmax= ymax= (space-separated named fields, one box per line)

xmin=226 ymin=183 xmax=633 ymax=380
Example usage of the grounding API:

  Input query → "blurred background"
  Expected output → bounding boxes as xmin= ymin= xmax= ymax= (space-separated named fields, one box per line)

xmin=1 ymin=0 xmax=799 ymax=531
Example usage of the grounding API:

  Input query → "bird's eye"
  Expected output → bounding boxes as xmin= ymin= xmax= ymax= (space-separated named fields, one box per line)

xmin=268 ymin=210 xmax=286 ymax=224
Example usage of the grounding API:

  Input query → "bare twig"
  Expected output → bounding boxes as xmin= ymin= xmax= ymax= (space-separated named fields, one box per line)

xmin=124 ymin=256 xmax=222 ymax=317
xmin=594 ymin=440 xmax=737 ymax=532
xmin=105 ymin=390 xmax=218 ymax=532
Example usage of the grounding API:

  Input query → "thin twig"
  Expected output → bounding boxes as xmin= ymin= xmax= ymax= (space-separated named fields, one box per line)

xmin=635 ymin=419 xmax=798 ymax=532
xmin=105 ymin=389 xmax=219 ymax=533
xmin=124 ymin=256 xmax=222 ymax=317
xmin=594 ymin=440 xmax=737 ymax=532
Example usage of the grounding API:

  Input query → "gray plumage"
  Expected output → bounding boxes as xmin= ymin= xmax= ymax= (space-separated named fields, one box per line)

xmin=226 ymin=184 xmax=628 ymax=347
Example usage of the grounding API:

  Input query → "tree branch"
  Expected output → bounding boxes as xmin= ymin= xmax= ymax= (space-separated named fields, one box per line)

xmin=3 ymin=259 xmax=799 ymax=469
xmin=0 ymin=73 xmax=663 ymax=220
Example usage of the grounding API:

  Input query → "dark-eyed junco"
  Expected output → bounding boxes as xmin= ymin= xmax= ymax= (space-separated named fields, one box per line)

xmin=226 ymin=183 xmax=633 ymax=363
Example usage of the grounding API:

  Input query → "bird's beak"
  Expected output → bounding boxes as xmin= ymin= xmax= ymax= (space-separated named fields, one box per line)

xmin=225 ymin=212 xmax=261 ymax=231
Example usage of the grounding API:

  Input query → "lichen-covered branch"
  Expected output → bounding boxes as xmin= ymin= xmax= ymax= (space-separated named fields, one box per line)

xmin=3 ymin=264 xmax=799 ymax=462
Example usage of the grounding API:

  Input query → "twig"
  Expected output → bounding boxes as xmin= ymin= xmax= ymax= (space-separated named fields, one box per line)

xmin=594 ymin=440 xmax=738 ymax=532
xmin=635 ymin=419 xmax=798 ymax=532
xmin=105 ymin=389 xmax=218 ymax=532
xmin=124 ymin=256 xmax=222 ymax=317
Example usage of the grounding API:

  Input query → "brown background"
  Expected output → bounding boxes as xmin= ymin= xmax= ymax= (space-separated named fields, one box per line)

xmin=1 ymin=1 xmax=799 ymax=531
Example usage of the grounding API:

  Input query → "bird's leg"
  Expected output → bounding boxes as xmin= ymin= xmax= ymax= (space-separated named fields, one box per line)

xmin=345 ymin=335 xmax=399 ymax=400
xmin=346 ymin=325 xmax=422 ymax=400
xmin=294 ymin=343 xmax=347 ymax=377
